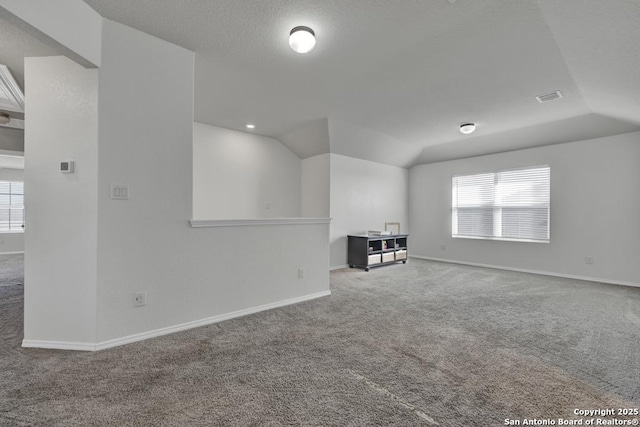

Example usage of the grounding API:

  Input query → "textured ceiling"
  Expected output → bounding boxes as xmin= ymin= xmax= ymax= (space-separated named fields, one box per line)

xmin=537 ymin=1 xmax=640 ymax=126
xmin=0 ymin=15 xmax=59 ymax=92
xmin=7 ymin=1 xmax=640 ymax=165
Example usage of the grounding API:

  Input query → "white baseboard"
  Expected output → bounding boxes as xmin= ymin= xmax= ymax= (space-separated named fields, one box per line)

xmin=411 ymin=255 xmax=640 ymax=288
xmin=330 ymin=264 xmax=349 ymax=271
xmin=21 ymin=340 xmax=97 ymax=351
xmin=0 ymin=251 xmax=24 ymax=255
xmin=22 ymin=290 xmax=332 ymax=352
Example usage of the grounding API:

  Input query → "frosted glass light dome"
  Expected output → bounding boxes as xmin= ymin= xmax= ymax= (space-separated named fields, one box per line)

xmin=460 ymin=123 xmax=476 ymax=134
xmin=289 ymin=26 xmax=316 ymax=53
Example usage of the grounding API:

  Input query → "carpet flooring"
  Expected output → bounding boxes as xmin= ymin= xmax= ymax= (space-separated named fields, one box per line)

xmin=0 ymin=254 xmax=22 ymax=287
xmin=1 ymin=258 xmax=639 ymax=426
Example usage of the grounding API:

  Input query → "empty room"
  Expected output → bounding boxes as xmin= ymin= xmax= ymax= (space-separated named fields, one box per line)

xmin=0 ymin=1 xmax=639 ymax=425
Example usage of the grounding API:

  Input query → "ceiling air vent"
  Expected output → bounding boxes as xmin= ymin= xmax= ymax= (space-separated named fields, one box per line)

xmin=536 ymin=90 xmax=563 ymax=103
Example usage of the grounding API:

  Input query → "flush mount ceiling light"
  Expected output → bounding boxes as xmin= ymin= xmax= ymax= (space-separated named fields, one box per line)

xmin=459 ymin=123 xmax=476 ymax=135
xmin=0 ymin=113 xmax=10 ymax=125
xmin=289 ymin=26 xmax=316 ymax=53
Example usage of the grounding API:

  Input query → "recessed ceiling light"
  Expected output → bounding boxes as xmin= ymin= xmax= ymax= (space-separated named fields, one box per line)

xmin=289 ymin=26 xmax=316 ymax=54
xmin=459 ymin=123 xmax=476 ymax=134
xmin=246 ymin=124 xmax=255 ymax=129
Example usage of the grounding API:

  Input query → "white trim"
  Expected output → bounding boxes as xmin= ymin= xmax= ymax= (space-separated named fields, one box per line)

xmin=452 ymin=235 xmax=549 ymax=244
xmin=0 ymin=251 xmax=24 ymax=255
xmin=0 ymin=118 xmax=24 ymax=130
xmin=330 ymin=264 xmax=349 ymax=271
xmin=22 ymin=290 xmax=332 ymax=352
xmin=0 ymin=65 xmax=25 ymax=113
xmin=190 ymin=217 xmax=331 ymax=228
xmin=0 ymin=150 xmax=24 ymax=157
xmin=0 ymin=117 xmax=24 ymax=130
xmin=21 ymin=340 xmax=97 ymax=352
xmin=411 ymin=255 xmax=640 ymax=288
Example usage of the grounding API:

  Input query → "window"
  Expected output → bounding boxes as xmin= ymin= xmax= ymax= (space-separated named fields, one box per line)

xmin=0 ymin=181 xmax=25 ymax=232
xmin=452 ymin=166 xmax=550 ymax=242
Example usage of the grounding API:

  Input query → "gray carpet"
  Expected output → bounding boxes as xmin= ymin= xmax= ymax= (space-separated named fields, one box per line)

xmin=1 ymin=258 xmax=639 ymax=426
xmin=0 ymin=253 xmax=23 ymax=287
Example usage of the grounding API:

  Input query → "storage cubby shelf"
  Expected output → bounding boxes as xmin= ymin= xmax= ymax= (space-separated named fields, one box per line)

xmin=347 ymin=234 xmax=409 ymax=271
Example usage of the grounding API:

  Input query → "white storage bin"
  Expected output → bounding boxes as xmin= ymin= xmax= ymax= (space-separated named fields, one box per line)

xmin=368 ymin=254 xmax=381 ymax=265
xmin=382 ymin=252 xmax=395 ymax=263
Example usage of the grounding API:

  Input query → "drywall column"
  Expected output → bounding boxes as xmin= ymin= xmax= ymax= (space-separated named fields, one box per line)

xmin=95 ymin=20 xmax=195 ymax=342
xmin=23 ymin=56 xmax=99 ymax=347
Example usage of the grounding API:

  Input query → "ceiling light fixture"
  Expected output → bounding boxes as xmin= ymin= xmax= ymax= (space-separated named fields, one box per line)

xmin=0 ymin=113 xmax=10 ymax=125
xmin=289 ymin=26 xmax=316 ymax=54
xmin=246 ymin=124 xmax=255 ymax=129
xmin=459 ymin=123 xmax=476 ymax=135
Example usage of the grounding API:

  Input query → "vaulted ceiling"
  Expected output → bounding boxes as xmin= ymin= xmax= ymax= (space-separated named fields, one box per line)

xmin=3 ymin=1 xmax=640 ymax=167
xmin=0 ymin=12 xmax=62 ymax=154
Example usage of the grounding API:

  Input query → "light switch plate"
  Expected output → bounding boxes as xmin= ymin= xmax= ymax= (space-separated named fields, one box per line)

xmin=111 ymin=185 xmax=130 ymax=200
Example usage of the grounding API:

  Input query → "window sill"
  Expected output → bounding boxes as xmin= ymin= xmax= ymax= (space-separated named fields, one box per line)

xmin=453 ymin=235 xmax=549 ymax=244
xmin=0 ymin=230 xmax=24 ymax=234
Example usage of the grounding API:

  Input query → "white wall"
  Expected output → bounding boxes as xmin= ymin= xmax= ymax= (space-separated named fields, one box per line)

xmin=0 ymin=168 xmax=24 ymax=253
xmin=94 ymin=20 xmax=329 ymax=345
xmin=18 ymin=17 xmax=329 ymax=351
xmin=409 ymin=131 xmax=640 ymax=286
xmin=0 ymin=232 xmax=23 ymax=254
xmin=301 ymin=153 xmax=330 ymax=217
xmin=193 ymin=123 xmax=301 ymax=219
xmin=23 ymin=56 xmax=98 ymax=343
xmin=330 ymin=154 xmax=409 ymax=268
xmin=328 ymin=118 xmax=423 ymax=169
xmin=0 ymin=168 xmax=23 ymax=181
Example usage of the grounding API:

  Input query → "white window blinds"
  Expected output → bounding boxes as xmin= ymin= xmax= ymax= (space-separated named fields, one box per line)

xmin=452 ymin=166 xmax=550 ymax=242
xmin=0 ymin=181 xmax=25 ymax=232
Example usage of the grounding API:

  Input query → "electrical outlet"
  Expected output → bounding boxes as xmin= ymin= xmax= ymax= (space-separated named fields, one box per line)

xmin=440 ymin=244 xmax=446 ymax=251
xmin=585 ymin=256 xmax=594 ymax=265
xmin=134 ymin=292 xmax=147 ymax=307
xmin=265 ymin=202 xmax=271 ymax=210
xmin=298 ymin=268 xmax=305 ymax=279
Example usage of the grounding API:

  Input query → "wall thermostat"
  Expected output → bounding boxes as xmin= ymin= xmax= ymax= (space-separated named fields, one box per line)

xmin=61 ymin=161 xmax=75 ymax=173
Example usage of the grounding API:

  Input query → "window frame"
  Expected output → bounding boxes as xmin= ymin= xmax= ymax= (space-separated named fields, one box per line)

xmin=451 ymin=165 xmax=550 ymax=244
xmin=0 ymin=180 xmax=25 ymax=233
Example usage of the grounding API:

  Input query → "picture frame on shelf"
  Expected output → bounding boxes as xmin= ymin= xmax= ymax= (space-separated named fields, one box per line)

xmin=385 ymin=222 xmax=400 ymax=235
